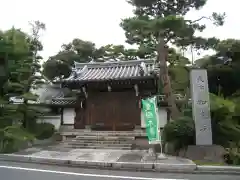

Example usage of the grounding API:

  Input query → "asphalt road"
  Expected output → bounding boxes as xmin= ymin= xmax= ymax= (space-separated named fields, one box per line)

xmin=0 ymin=161 xmax=239 ymax=180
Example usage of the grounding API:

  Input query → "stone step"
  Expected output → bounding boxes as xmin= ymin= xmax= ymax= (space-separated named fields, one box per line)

xmin=62 ymin=130 xmax=141 ymax=133
xmin=61 ymin=131 xmax=146 ymax=137
xmin=64 ymin=139 xmax=133 ymax=144
xmin=64 ymin=145 xmax=131 ymax=150
xmin=61 ymin=131 xmax=137 ymax=150
xmin=66 ymin=143 xmax=132 ymax=148
xmin=76 ymin=133 xmax=136 ymax=136
xmin=64 ymin=141 xmax=132 ymax=146
xmin=75 ymin=135 xmax=134 ymax=139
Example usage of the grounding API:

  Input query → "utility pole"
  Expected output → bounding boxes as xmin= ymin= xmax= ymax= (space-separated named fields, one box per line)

xmin=156 ymin=36 xmax=180 ymax=120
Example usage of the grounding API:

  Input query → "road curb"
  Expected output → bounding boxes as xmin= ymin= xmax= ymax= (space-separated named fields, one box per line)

xmin=0 ymin=154 xmax=197 ymax=173
xmin=3 ymin=154 xmax=240 ymax=174
xmin=196 ymin=165 xmax=240 ymax=175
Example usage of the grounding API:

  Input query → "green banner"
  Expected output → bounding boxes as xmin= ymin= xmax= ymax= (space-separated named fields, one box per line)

xmin=142 ymin=96 xmax=160 ymax=144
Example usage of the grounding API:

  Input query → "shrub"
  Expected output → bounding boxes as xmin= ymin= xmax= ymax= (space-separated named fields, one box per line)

xmin=0 ymin=126 xmax=35 ymax=153
xmin=210 ymin=94 xmax=240 ymax=146
xmin=34 ymin=123 xmax=55 ymax=140
xmin=162 ymin=94 xmax=240 ymax=157
xmin=0 ymin=138 xmax=21 ymax=153
xmin=225 ymin=142 xmax=240 ymax=165
xmin=162 ymin=116 xmax=195 ymax=152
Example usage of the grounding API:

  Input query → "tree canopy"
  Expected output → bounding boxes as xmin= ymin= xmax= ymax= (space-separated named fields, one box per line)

xmin=194 ymin=39 xmax=240 ymax=97
xmin=121 ymin=0 xmax=225 ymax=54
xmin=0 ymin=22 xmax=47 ymax=152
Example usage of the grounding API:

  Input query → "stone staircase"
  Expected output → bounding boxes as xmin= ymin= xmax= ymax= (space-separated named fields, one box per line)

xmin=61 ymin=131 xmax=138 ymax=150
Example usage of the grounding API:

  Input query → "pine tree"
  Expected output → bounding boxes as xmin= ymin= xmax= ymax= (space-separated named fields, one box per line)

xmin=121 ymin=0 xmax=225 ymax=119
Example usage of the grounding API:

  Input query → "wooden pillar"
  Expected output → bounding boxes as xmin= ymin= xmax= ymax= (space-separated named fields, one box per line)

xmin=134 ymin=84 xmax=141 ymax=129
xmin=74 ymin=94 xmax=86 ymax=129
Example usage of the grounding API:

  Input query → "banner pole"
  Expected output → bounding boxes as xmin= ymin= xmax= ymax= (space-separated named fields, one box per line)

xmin=158 ymin=128 xmax=166 ymax=159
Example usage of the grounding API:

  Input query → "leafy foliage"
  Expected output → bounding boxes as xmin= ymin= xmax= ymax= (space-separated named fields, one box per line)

xmin=0 ymin=22 xmax=47 ymax=153
xmin=31 ymin=123 xmax=55 ymax=140
xmin=169 ymin=65 xmax=189 ymax=94
xmin=162 ymin=115 xmax=195 ymax=151
xmin=210 ymin=94 xmax=240 ymax=146
xmin=163 ymin=94 xmax=240 ymax=153
xmin=225 ymin=141 xmax=240 ymax=165
xmin=0 ymin=125 xmax=35 ymax=153
xmin=121 ymin=0 xmax=225 ymax=119
xmin=121 ymin=0 xmax=224 ymax=50
xmin=43 ymin=39 xmax=164 ymax=80
xmin=195 ymin=39 xmax=240 ymax=97
xmin=42 ymin=59 xmax=71 ymax=81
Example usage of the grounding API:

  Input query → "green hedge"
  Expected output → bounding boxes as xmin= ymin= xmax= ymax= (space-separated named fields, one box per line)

xmin=34 ymin=123 xmax=55 ymax=140
xmin=162 ymin=116 xmax=195 ymax=152
xmin=225 ymin=142 xmax=240 ymax=165
xmin=162 ymin=94 xmax=240 ymax=165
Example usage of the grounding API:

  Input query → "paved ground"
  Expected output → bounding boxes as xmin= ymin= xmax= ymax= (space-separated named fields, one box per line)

xmin=12 ymin=146 xmax=194 ymax=165
xmin=1 ymin=147 xmax=197 ymax=172
xmin=0 ymin=161 xmax=239 ymax=180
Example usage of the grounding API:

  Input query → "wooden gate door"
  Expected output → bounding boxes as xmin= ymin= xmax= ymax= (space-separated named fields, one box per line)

xmin=74 ymin=98 xmax=86 ymax=129
xmin=112 ymin=92 xmax=141 ymax=131
xmin=89 ymin=93 xmax=114 ymax=131
xmin=86 ymin=92 xmax=140 ymax=131
xmin=74 ymin=108 xmax=85 ymax=129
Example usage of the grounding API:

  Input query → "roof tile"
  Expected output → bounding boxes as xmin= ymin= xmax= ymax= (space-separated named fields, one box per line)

xmin=64 ymin=59 xmax=155 ymax=82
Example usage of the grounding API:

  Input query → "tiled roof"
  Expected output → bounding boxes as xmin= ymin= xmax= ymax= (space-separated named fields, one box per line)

xmin=10 ymin=96 xmax=77 ymax=106
xmin=63 ymin=59 xmax=155 ymax=82
xmin=8 ymin=94 xmax=186 ymax=106
xmin=31 ymin=84 xmax=69 ymax=103
xmin=9 ymin=84 xmax=76 ymax=106
xmin=51 ymin=98 xmax=77 ymax=105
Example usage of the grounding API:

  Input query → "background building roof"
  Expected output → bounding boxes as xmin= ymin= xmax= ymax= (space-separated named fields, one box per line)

xmin=9 ymin=84 xmax=76 ymax=106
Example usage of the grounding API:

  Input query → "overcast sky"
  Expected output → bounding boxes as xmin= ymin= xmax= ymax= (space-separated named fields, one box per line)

xmin=0 ymin=0 xmax=238 ymax=61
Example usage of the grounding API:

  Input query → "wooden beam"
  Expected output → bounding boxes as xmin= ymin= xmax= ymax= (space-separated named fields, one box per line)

xmin=134 ymin=84 xmax=139 ymax=96
xmin=107 ymin=85 xmax=112 ymax=92
xmin=82 ymin=86 xmax=88 ymax=98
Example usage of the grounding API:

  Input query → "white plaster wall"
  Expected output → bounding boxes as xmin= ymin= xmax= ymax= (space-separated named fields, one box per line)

xmin=63 ymin=108 xmax=75 ymax=125
xmin=141 ymin=108 xmax=168 ymax=128
xmin=37 ymin=116 xmax=61 ymax=130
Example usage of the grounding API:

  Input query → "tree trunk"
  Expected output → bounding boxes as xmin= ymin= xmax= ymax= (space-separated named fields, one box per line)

xmin=157 ymin=36 xmax=180 ymax=120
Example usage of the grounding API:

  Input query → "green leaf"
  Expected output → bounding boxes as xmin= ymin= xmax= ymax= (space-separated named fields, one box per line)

xmin=2 ymin=125 xmax=35 ymax=141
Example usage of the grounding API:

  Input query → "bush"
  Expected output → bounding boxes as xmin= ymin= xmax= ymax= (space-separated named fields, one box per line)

xmin=34 ymin=123 xmax=55 ymax=140
xmin=162 ymin=94 xmax=240 ymax=157
xmin=225 ymin=142 xmax=240 ymax=165
xmin=0 ymin=126 xmax=35 ymax=153
xmin=210 ymin=94 xmax=240 ymax=146
xmin=0 ymin=138 xmax=22 ymax=153
xmin=162 ymin=116 xmax=195 ymax=152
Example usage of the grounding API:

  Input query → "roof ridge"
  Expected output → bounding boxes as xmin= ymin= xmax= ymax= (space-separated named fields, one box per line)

xmin=74 ymin=59 xmax=154 ymax=68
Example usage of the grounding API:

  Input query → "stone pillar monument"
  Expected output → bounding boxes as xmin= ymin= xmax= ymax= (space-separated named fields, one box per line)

xmin=190 ymin=69 xmax=212 ymax=145
xmin=183 ymin=69 xmax=225 ymax=163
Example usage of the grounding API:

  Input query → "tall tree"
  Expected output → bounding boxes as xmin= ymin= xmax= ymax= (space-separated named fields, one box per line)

xmin=29 ymin=21 xmax=46 ymax=84
xmin=42 ymin=59 xmax=71 ymax=81
xmin=0 ymin=27 xmax=40 ymax=152
xmin=43 ymin=37 xmax=159 ymax=80
xmin=43 ymin=33 xmax=190 ymax=82
xmin=121 ymin=0 xmax=225 ymax=119
xmin=43 ymin=38 xmax=106 ymax=80
xmin=51 ymin=38 xmax=107 ymax=64
xmin=195 ymin=39 xmax=240 ymax=97
xmin=4 ymin=21 xmax=46 ymax=129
